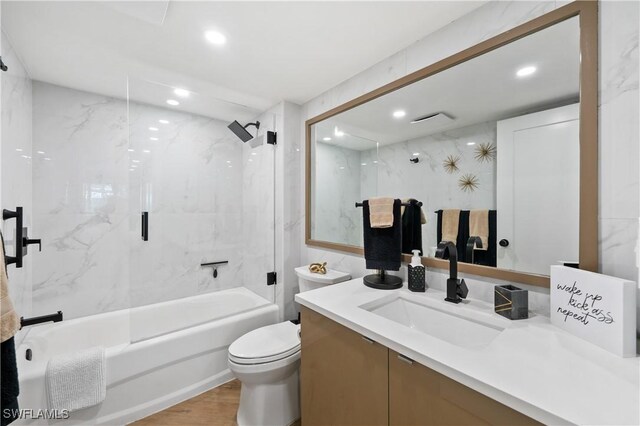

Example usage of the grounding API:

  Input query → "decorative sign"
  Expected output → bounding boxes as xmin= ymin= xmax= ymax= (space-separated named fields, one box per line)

xmin=550 ymin=266 xmax=636 ymax=357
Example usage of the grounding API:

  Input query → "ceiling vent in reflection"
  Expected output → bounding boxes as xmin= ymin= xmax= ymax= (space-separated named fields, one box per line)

xmin=410 ymin=112 xmax=454 ymax=126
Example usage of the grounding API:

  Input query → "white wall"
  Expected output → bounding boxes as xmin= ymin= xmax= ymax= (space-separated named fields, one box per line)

xmin=298 ymin=1 xmax=640 ymax=327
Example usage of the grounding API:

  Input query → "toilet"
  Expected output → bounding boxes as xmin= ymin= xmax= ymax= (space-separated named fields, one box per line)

xmin=228 ymin=265 xmax=351 ymax=426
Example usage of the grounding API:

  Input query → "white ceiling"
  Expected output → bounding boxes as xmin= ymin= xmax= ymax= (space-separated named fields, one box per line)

xmin=2 ymin=1 xmax=486 ymax=122
xmin=314 ymin=16 xmax=580 ymax=150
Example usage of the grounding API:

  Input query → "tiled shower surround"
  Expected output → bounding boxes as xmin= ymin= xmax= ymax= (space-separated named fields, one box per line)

xmin=23 ymin=81 xmax=274 ymax=320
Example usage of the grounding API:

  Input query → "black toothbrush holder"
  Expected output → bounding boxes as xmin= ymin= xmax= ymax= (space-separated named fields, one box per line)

xmin=494 ymin=285 xmax=528 ymax=320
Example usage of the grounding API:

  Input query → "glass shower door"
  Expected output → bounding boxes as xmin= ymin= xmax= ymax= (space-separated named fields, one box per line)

xmin=127 ymin=78 xmax=274 ymax=342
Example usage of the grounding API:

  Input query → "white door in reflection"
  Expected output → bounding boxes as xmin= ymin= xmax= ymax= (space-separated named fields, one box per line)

xmin=497 ymin=103 xmax=580 ymax=275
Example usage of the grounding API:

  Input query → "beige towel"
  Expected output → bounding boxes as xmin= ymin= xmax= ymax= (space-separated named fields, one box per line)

xmin=469 ymin=210 xmax=489 ymax=251
xmin=441 ymin=209 xmax=460 ymax=244
xmin=1 ymin=233 xmax=20 ymax=343
xmin=400 ymin=199 xmax=427 ymax=225
xmin=369 ymin=197 xmax=395 ymax=228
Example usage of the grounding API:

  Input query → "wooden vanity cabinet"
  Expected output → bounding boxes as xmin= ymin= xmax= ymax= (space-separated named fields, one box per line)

xmin=301 ymin=307 xmax=540 ymax=426
xmin=300 ymin=307 xmax=388 ymax=426
xmin=389 ymin=349 xmax=540 ymax=426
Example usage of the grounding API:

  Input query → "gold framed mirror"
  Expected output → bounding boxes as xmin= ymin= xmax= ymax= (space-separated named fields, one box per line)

xmin=305 ymin=1 xmax=598 ymax=288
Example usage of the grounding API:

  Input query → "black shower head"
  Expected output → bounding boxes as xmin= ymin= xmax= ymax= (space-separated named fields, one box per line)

xmin=228 ymin=120 xmax=260 ymax=143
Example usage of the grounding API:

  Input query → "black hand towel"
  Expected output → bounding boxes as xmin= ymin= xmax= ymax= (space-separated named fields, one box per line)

xmin=363 ymin=199 xmax=402 ymax=271
xmin=401 ymin=199 xmax=423 ymax=255
xmin=1 ymin=337 xmax=20 ymax=426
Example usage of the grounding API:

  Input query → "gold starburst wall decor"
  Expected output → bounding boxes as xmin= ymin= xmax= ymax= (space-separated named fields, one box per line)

xmin=459 ymin=174 xmax=479 ymax=192
xmin=474 ymin=142 xmax=496 ymax=163
xmin=443 ymin=155 xmax=460 ymax=174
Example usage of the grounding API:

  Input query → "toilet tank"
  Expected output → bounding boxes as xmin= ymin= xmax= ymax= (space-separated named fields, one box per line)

xmin=295 ymin=266 xmax=351 ymax=293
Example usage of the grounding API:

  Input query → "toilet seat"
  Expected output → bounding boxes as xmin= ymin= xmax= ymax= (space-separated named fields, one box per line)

xmin=229 ymin=322 xmax=301 ymax=365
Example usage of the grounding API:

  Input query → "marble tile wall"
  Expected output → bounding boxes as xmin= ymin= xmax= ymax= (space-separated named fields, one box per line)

xmin=247 ymin=101 xmax=305 ymax=322
xmin=313 ymin=142 xmax=363 ymax=246
xmin=298 ymin=0 xmax=640 ymax=330
xmin=30 ymin=82 xmax=252 ymax=320
xmin=1 ymin=32 xmax=33 ymax=322
xmin=128 ymin=92 xmax=245 ymax=311
xmin=280 ymin=102 xmax=303 ymax=321
xmin=31 ymin=82 xmax=129 ymax=318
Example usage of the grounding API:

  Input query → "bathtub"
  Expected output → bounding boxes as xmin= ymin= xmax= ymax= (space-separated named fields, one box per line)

xmin=14 ymin=287 xmax=278 ymax=425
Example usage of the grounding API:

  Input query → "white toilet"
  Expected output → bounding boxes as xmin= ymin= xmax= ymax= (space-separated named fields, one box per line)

xmin=228 ymin=265 xmax=351 ymax=426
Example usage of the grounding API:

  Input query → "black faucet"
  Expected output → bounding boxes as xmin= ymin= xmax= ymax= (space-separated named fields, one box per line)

xmin=435 ymin=241 xmax=469 ymax=304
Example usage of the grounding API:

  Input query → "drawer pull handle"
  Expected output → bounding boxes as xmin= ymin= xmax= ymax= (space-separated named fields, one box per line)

xmin=361 ymin=336 xmax=374 ymax=344
xmin=397 ymin=354 xmax=414 ymax=365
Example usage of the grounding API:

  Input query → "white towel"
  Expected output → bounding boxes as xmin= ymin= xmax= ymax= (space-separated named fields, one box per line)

xmin=46 ymin=347 xmax=106 ymax=412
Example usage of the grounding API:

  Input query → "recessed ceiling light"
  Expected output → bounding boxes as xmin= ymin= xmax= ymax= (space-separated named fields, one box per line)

xmin=393 ymin=110 xmax=406 ymax=118
xmin=44 ymin=157 xmax=51 ymax=161
xmin=174 ymin=88 xmax=190 ymax=98
xmin=323 ymin=137 xmax=332 ymax=141
xmin=149 ymin=127 xmax=159 ymax=131
xmin=166 ymin=99 xmax=180 ymax=106
xmin=143 ymin=150 xmax=151 ymax=153
xmin=205 ymin=30 xmax=227 ymax=45
xmin=361 ymin=163 xmax=367 ymax=166
xmin=516 ymin=66 xmax=537 ymax=77
xmin=15 ymin=148 xmax=23 ymax=152
xmin=251 ymin=152 xmax=257 ymax=156
xmin=159 ymin=119 xmax=169 ymax=124
xmin=339 ymin=166 xmax=345 ymax=170
xmin=132 ymin=160 xmax=140 ymax=163
xmin=128 ymin=149 xmax=135 ymax=152
xmin=412 ymin=152 xmax=420 ymax=156
xmin=373 ymin=160 xmax=378 ymax=164
xmin=37 ymin=151 xmax=45 ymax=154
xmin=467 ymin=142 xmax=476 ymax=146
xmin=150 ymin=137 xmax=159 ymax=141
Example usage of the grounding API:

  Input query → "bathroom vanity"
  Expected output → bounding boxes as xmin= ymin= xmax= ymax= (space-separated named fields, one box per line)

xmin=296 ymin=280 xmax=640 ymax=425
xmin=300 ymin=307 xmax=537 ymax=426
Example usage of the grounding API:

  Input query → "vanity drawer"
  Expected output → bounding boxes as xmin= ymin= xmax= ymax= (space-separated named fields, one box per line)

xmin=389 ymin=350 xmax=540 ymax=426
xmin=300 ymin=307 xmax=388 ymax=426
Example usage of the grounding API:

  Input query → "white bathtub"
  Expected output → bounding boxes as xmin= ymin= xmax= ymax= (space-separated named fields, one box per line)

xmin=15 ymin=287 xmax=278 ymax=425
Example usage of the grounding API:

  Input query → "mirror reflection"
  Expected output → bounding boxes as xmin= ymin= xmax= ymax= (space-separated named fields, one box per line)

xmin=310 ymin=16 xmax=580 ymax=276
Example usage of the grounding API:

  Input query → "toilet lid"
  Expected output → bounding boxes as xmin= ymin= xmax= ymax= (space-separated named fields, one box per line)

xmin=229 ymin=322 xmax=301 ymax=365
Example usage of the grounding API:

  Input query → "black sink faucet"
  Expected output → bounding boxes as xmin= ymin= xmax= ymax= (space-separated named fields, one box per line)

xmin=435 ymin=241 xmax=469 ymax=304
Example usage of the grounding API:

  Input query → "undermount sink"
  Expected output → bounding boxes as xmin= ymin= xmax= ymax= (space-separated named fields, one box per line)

xmin=360 ymin=295 xmax=505 ymax=349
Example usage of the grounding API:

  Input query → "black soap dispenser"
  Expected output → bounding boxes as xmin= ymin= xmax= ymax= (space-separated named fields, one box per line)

xmin=408 ymin=250 xmax=426 ymax=292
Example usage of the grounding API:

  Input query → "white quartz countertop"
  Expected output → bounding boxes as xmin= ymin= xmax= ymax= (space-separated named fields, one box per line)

xmin=295 ymin=279 xmax=640 ymax=426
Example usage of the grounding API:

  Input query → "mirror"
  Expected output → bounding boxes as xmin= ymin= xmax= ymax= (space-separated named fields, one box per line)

xmin=307 ymin=7 xmax=597 ymax=285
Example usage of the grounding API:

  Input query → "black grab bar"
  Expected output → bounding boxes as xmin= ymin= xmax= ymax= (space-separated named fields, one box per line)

xmin=20 ymin=311 xmax=63 ymax=328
